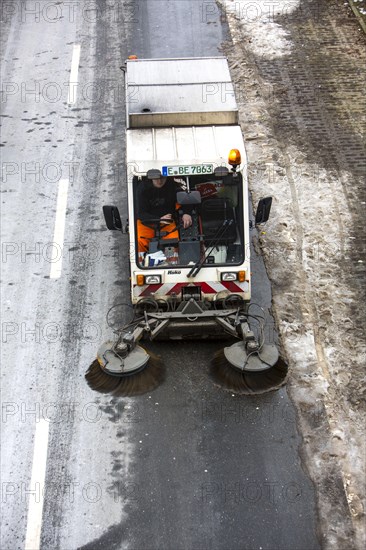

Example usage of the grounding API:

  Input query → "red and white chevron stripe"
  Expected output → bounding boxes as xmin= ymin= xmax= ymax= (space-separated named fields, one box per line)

xmin=133 ymin=281 xmax=249 ymax=298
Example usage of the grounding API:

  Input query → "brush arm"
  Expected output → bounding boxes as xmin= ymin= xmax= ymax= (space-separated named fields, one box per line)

xmin=239 ymin=321 xmax=260 ymax=352
xmin=117 ymin=316 xmax=161 ymax=352
xmin=114 ymin=326 xmax=146 ymax=354
xmin=115 ymin=310 xmax=262 ymax=350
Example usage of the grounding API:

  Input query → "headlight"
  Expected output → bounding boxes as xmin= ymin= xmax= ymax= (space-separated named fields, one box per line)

xmin=221 ymin=272 xmax=237 ymax=281
xmin=145 ymin=275 xmax=162 ymax=284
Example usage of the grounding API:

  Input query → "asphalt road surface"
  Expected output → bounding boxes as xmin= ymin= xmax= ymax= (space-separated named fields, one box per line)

xmin=1 ymin=1 xmax=320 ymax=549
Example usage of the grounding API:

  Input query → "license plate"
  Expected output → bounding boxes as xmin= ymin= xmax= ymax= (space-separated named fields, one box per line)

xmin=162 ymin=164 xmax=214 ymax=176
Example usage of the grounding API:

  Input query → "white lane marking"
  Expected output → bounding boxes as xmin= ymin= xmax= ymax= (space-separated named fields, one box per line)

xmin=50 ymin=178 xmax=69 ymax=279
xmin=24 ymin=419 xmax=50 ymax=550
xmin=67 ymin=44 xmax=81 ymax=104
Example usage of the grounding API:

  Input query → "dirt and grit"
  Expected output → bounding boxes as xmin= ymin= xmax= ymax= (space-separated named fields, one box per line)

xmin=218 ymin=0 xmax=366 ymax=548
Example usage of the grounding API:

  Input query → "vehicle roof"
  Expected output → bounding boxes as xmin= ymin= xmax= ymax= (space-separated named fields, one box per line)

xmin=125 ymin=57 xmax=238 ymax=128
xmin=126 ymin=125 xmax=246 ymax=176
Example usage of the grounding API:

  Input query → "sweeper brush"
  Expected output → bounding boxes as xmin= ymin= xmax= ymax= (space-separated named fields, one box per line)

xmin=85 ymin=339 xmax=164 ymax=396
xmin=210 ymin=342 xmax=288 ymax=395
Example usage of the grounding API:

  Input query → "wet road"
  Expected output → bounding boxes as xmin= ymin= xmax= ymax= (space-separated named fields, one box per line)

xmin=1 ymin=1 xmax=320 ymax=549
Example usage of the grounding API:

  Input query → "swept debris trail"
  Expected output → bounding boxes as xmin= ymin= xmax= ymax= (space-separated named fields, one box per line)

xmin=220 ymin=0 xmax=366 ymax=547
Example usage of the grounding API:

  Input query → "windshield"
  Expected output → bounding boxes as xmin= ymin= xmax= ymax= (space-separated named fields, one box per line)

xmin=134 ymin=172 xmax=244 ymax=269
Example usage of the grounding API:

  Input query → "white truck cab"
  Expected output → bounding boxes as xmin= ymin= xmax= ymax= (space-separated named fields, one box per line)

xmin=104 ymin=57 xmax=271 ymax=308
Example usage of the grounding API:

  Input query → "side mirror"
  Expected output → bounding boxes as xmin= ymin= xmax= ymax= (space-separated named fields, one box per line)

xmin=255 ymin=197 xmax=272 ymax=225
xmin=103 ymin=205 xmax=122 ymax=231
xmin=176 ymin=191 xmax=201 ymax=205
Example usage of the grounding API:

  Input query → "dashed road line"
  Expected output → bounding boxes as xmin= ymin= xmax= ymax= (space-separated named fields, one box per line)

xmin=50 ymin=178 xmax=69 ymax=279
xmin=24 ymin=419 xmax=50 ymax=550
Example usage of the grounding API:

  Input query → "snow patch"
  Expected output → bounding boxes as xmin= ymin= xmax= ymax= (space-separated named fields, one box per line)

xmin=222 ymin=0 xmax=300 ymax=57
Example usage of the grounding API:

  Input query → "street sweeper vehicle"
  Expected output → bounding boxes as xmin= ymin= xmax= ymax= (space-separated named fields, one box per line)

xmin=86 ymin=57 xmax=287 ymax=395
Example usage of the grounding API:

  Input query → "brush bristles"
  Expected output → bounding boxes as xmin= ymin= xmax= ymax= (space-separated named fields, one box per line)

xmin=210 ymin=350 xmax=288 ymax=395
xmin=85 ymin=351 xmax=164 ymax=396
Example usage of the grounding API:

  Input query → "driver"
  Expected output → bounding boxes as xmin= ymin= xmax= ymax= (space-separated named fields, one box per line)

xmin=137 ymin=176 xmax=192 ymax=253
